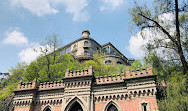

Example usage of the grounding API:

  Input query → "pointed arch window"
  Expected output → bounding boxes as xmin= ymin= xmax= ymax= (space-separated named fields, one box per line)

xmin=45 ymin=108 xmax=51 ymax=111
xmin=43 ymin=106 xmax=52 ymax=111
xmin=69 ymin=101 xmax=83 ymax=111
xmin=107 ymin=104 xmax=118 ymax=111
xmin=105 ymin=101 xmax=119 ymax=111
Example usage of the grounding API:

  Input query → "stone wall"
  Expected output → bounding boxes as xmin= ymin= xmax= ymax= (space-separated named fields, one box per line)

xmin=13 ymin=66 xmax=158 ymax=111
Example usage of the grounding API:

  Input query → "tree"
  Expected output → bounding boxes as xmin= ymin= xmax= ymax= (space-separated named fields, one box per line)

xmin=158 ymin=71 xmax=188 ymax=111
xmin=34 ymin=34 xmax=62 ymax=80
xmin=0 ymin=63 xmax=27 ymax=111
xmin=83 ymin=52 xmax=117 ymax=77
xmin=129 ymin=0 xmax=188 ymax=74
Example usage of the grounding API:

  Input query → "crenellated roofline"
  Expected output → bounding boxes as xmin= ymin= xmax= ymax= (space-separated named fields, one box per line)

xmin=14 ymin=66 xmax=155 ymax=92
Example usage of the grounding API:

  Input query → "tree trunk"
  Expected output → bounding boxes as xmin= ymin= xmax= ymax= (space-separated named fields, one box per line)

xmin=175 ymin=0 xmax=188 ymax=74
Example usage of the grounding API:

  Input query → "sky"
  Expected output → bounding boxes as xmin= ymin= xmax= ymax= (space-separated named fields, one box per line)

xmin=0 ymin=0 xmax=154 ymax=73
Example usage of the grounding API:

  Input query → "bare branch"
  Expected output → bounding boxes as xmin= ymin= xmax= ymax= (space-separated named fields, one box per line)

xmin=138 ymin=13 xmax=177 ymax=45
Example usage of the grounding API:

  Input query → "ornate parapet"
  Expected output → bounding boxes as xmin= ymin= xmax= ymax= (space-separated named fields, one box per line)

xmin=65 ymin=65 xmax=93 ymax=78
xmin=95 ymin=67 xmax=153 ymax=85
xmin=95 ymin=74 xmax=125 ymax=84
xmin=125 ymin=66 xmax=153 ymax=79
xmin=16 ymin=79 xmax=37 ymax=91
xmin=39 ymin=81 xmax=64 ymax=90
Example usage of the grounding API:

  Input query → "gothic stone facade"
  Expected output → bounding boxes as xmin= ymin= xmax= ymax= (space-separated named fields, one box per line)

xmin=13 ymin=66 xmax=158 ymax=111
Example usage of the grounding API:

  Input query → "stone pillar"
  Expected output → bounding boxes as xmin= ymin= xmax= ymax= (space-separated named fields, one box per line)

xmin=90 ymin=92 xmax=94 ymax=111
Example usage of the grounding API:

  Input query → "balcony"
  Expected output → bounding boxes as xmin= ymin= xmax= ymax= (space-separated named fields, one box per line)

xmin=71 ymin=48 xmax=78 ymax=53
xmin=75 ymin=53 xmax=93 ymax=60
xmin=83 ymin=44 xmax=90 ymax=48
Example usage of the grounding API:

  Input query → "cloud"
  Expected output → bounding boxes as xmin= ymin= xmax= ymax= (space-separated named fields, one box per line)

xmin=158 ymin=13 xmax=174 ymax=22
xmin=99 ymin=0 xmax=124 ymax=11
xmin=128 ymin=29 xmax=151 ymax=58
xmin=10 ymin=0 xmax=89 ymax=21
xmin=3 ymin=29 xmax=28 ymax=46
xmin=11 ymin=0 xmax=58 ymax=16
xmin=18 ymin=43 xmax=42 ymax=64
xmin=62 ymin=0 xmax=89 ymax=21
xmin=18 ymin=43 xmax=55 ymax=64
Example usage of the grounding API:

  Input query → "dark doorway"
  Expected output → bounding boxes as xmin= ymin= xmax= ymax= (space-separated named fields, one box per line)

xmin=44 ymin=108 xmax=51 ymax=111
xmin=107 ymin=104 xmax=118 ymax=111
xmin=69 ymin=102 xmax=83 ymax=111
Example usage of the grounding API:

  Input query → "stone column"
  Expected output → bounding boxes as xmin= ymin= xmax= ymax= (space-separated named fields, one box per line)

xmin=90 ymin=92 xmax=94 ymax=111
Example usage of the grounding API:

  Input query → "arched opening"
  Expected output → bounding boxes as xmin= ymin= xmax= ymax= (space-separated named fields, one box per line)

xmin=107 ymin=104 xmax=118 ymax=111
xmin=84 ymin=41 xmax=89 ymax=46
xmin=105 ymin=60 xmax=112 ymax=64
xmin=44 ymin=108 xmax=51 ymax=111
xmin=69 ymin=101 xmax=83 ymax=111
xmin=43 ymin=106 xmax=52 ymax=111
xmin=117 ymin=61 xmax=122 ymax=64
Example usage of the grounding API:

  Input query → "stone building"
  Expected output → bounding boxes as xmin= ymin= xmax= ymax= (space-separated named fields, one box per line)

xmin=13 ymin=66 xmax=158 ymax=111
xmin=57 ymin=30 xmax=134 ymax=65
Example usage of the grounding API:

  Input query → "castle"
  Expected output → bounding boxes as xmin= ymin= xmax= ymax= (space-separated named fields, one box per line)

xmin=13 ymin=31 xmax=158 ymax=111
xmin=57 ymin=30 xmax=134 ymax=65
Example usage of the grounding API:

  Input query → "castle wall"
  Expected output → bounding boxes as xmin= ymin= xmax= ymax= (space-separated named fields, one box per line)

xmin=13 ymin=66 xmax=158 ymax=111
xmin=71 ymin=39 xmax=100 ymax=56
xmin=95 ymin=96 xmax=158 ymax=111
xmin=14 ymin=107 xmax=32 ymax=111
xmin=104 ymin=56 xmax=128 ymax=65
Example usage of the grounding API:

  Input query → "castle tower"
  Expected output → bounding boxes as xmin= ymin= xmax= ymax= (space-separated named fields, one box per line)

xmin=82 ymin=30 xmax=90 ymax=38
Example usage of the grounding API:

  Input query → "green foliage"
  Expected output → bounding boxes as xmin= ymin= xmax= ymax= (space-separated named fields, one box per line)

xmin=23 ymin=62 xmax=39 ymax=82
xmin=127 ymin=59 xmax=145 ymax=71
xmin=130 ymin=0 xmax=188 ymax=74
xmin=0 ymin=63 xmax=26 ymax=111
xmin=158 ymin=72 xmax=188 ymax=111
xmin=83 ymin=52 xmax=117 ymax=77
xmin=130 ymin=1 xmax=188 ymax=109
xmin=83 ymin=53 xmax=145 ymax=77
xmin=23 ymin=54 xmax=83 ymax=82
xmin=144 ymin=52 xmax=169 ymax=81
xmin=145 ymin=51 xmax=188 ymax=110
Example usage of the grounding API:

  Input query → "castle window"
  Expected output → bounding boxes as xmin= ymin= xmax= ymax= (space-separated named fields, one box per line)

xmin=84 ymin=41 xmax=89 ymax=46
xmin=105 ymin=60 xmax=112 ymax=64
xmin=141 ymin=102 xmax=149 ymax=111
xmin=103 ymin=47 xmax=109 ymax=53
xmin=73 ymin=44 xmax=76 ymax=49
xmin=43 ymin=106 xmax=51 ymax=111
xmin=61 ymin=49 xmax=65 ymax=54
xmin=44 ymin=108 xmax=51 ymax=111
xmin=69 ymin=101 xmax=83 ymax=111
xmin=110 ymin=48 xmax=114 ymax=54
xmin=96 ymin=47 xmax=100 ymax=53
xmin=65 ymin=46 xmax=71 ymax=53
xmin=84 ymin=50 xmax=89 ymax=53
xmin=107 ymin=104 xmax=118 ymax=111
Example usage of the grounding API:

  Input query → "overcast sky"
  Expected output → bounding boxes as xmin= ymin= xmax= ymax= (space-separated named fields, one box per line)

xmin=0 ymin=0 xmax=154 ymax=73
